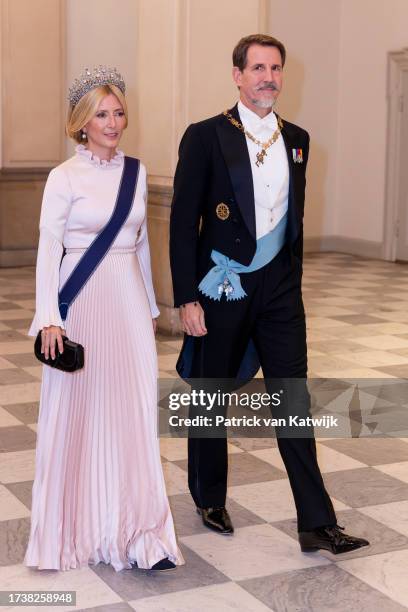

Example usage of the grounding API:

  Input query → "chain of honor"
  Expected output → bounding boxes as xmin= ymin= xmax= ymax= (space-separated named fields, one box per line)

xmin=223 ymin=110 xmax=283 ymax=167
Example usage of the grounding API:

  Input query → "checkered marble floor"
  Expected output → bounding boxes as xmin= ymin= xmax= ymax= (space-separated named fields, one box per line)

xmin=1 ymin=253 xmax=408 ymax=611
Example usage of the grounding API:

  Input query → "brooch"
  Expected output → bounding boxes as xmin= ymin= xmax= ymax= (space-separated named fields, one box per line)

xmin=216 ymin=202 xmax=230 ymax=220
xmin=292 ymin=148 xmax=303 ymax=163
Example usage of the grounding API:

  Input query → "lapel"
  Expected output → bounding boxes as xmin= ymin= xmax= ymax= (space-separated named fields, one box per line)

xmin=279 ymin=119 xmax=300 ymax=244
xmin=215 ymin=104 xmax=256 ymax=239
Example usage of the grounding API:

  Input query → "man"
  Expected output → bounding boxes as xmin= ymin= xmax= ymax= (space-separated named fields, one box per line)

xmin=170 ymin=34 xmax=369 ymax=554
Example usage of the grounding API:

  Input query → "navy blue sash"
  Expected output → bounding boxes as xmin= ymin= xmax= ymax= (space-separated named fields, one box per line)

xmin=58 ymin=156 xmax=140 ymax=321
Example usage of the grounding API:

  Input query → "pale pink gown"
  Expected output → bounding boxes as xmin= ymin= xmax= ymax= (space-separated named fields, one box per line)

xmin=25 ymin=146 xmax=183 ymax=571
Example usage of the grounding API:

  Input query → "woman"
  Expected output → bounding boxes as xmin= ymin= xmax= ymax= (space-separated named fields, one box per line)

xmin=24 ymin=67 xmax=183 ymax=572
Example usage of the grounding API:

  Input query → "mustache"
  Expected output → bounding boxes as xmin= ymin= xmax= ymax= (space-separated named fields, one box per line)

xmin=255 ymin=82 xmax=280 ymax=92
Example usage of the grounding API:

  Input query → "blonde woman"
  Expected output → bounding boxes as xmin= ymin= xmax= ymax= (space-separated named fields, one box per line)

xmin=25 ymin=67 xmax=183 ymax=572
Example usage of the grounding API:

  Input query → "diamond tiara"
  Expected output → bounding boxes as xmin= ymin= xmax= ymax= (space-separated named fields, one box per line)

xmin=68 ymin=65 xmax=126 ymax=107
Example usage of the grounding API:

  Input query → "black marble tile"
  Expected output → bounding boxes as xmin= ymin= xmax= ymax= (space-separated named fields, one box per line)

xmin=5 ymin=481 xmax=33 ymax=510
xmin=3 ymin=402 xmax=39 ymax=424
xmin=0 ymin=369 xmax=38 ymax=386
xmin=240 ymin=564 xmax=408 ymax=612
xmin=90 ymin=542 xmax=229 ymax=601
xmin=0 ymin=426 xmax=37 ymax=452
xmin=0 ymin=517 xmax=30 ymax=565
xmin=322 ymin=467 xmax=408 ymax=507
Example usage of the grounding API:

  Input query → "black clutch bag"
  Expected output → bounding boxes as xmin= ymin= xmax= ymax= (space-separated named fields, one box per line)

xmin=34 ymin=331 xmax=84 ymax=372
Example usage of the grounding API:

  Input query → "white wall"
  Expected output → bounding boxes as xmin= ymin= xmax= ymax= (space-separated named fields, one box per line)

xmin=267 ymin=0 xmax=342 ymax=240
xmin=336 ymin=0 xmax=408 ymax=244
xmin=66 ymin=0 xmax=139 ymax=158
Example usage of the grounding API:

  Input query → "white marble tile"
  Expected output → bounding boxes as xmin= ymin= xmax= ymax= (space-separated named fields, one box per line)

xmin=0 ymin=323 xmax=13 ymax=331
xmin=359 ymin=500 xmax=408 ymax=537
xmin=333 ymin=350 xmax=408 ymax=368
xmin=162 ymin=339 xmax=183 ymax=349
xmin=322 ymin=288 xmax=375 ymax=297
xmin=306 ymin=318 xmax=352 ymax=330
xmin=375 ymin=462 xmax=408 ymax=484
xmin=158 ymin=370 xmax=177 ymax=378
xmin=162 ymin=461 xmax=188 ymax=496
xmin=129 ymin=582 xmax=272 ymax=612
xmin=0 ymin=310 xmax=34 ymax=322
xmin=228 ymin=479 xmax=348 ymax=523
xmin=0 ymin=406 xmax=23 ymax=427
xmin=304 ymin=330 xmax=338 ymax=342
xmin=0 ymin=564 xmax=122 ymax=611
xmin=22 ymin=366 xmax=43 ymax=380
xmin=12 ymin=299 xmax=36 ymax=309
xmin=310 ymin=297 xmax=363 ymax=306
xmin=250 ymin=444 xmax=366 ymax=473
xmin=305 ymin=307 xmax=357 ymax=317
xmin=0 ymin=485 xmax=30 ymax=520
xmin=338 ymin=549 xmax=408 ymax=608
xmin=350 ymin=335 xmax=408 ymax=350
xmin=0 ymin=357 xmax=18 ymax=369
xmin=0 ymin=449 xmax=36 ymax=483
xmin=0 ymin=382 xmax=41 ymax=405
xmin=159 ymin=437 xmax=188 ymax=461
xmin=316 ymin=368 xmax=396 ymax=379
xmin=181 ymin=523 xmax=330 ymax=581
xmin=157 ymin=353 xmax=179 ymax=370
xmin=0 ymin=341 xmax=35 ymax=355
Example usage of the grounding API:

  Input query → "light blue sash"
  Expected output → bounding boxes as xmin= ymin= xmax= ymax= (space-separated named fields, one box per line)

xmin=198 ymin=213 xmax=287 ymax=301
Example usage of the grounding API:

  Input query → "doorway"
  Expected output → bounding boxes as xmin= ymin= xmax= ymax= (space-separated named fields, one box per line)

xmin=384 ymin=48 xmax=408 ymax=261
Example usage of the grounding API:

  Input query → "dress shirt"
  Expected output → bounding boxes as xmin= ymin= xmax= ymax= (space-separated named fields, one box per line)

xmin=237 ymin=100 xmax=289 ymax=239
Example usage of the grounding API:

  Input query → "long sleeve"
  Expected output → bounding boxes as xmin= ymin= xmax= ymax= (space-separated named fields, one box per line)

xmin=28 ymin=167 xmax=72 ymax=336
xmin=169 ymin=124 xmax=209 ymax=307
xmin=135 ymin=179 xmax=160 ymax=319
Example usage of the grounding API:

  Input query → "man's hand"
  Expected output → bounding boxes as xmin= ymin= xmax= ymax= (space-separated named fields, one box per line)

xmin=179 ymin=301 xmax=207 ymax=336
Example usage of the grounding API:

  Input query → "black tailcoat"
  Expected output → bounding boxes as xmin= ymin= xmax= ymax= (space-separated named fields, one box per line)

xmin=170 ymin=103 xmax=310 ymax=382
xmin=169 ymin=104 xmax=337 ymax=529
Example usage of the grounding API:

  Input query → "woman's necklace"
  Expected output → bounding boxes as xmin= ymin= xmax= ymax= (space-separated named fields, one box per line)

xmin=223 ymin=110 xmax=283 ymax=167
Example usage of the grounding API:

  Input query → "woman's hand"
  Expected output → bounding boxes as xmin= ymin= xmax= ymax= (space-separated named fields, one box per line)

xmin=41 ymin=326 xmax=65 ymax=360
xmin=152 ymin=318 xmax=157 ymax=334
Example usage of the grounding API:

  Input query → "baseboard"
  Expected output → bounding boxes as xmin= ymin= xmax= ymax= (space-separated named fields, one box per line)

xmin=304 ymin=236 xmax=383 ymax=259
xmin=0 ymin=249 xmax=37 ymax=267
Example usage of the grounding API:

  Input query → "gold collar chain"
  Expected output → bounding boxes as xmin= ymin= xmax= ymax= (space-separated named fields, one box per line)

xmin=223 ymin=110 xmax=283 ymax=166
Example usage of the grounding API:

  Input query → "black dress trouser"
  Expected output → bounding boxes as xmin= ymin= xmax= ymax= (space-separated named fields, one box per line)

xmin=187 ymin=244 xmax=337 ymax=531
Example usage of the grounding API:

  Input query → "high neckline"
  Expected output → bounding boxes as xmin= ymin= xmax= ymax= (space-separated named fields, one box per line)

xmin=75 ymin=144 xmax=124 ymax=168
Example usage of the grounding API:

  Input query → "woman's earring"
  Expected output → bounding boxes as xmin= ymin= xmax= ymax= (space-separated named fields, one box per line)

xmin=81 ymin=131 xmax=87 ymax=140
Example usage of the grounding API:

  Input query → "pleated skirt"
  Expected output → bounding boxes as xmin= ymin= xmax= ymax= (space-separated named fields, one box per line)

xmin=24 ymin=249 xmax=184 ymax=571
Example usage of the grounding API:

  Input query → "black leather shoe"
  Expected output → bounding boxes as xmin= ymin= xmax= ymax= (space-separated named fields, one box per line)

xmin=299 ymin=524 xmax=369 ymax=554
xmin=150 ymin=558 xmax=176 ymax=571
xmin=196 ymin=506 xmax=234 ymax=534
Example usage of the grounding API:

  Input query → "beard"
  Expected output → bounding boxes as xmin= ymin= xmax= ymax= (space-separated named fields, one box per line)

xmin=251 ymin=96 xmax=277 ymax=109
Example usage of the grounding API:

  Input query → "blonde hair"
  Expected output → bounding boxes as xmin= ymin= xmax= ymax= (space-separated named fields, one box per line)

xmin=66 ymin=84 xmax=128 ymax=143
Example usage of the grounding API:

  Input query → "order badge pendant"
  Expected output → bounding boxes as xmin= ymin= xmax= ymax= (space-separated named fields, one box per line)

xmin=216 ymin=202 xmax=230 ymax=220
xmin=256 ymin=149 xmax=267 ymax=166
xmin=218 ymin=277 xmax=234 ymax=297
